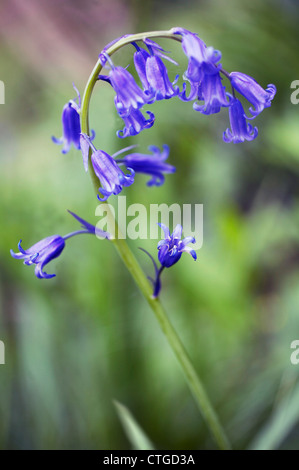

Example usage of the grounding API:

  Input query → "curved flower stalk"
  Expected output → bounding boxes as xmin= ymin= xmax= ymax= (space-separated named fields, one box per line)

xmin=10 ymin=211 xmax=109 ymax=279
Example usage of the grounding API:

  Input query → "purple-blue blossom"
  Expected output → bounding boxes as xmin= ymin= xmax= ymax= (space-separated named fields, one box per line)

xmin=140 ymin=223 xmax=197 ymax=298
xmin=229 ymin=72 xmax=276 ymax=118
xmin=193 ymin=72 xmax=230 ymax=115
xmin=10 ymin=211 xmax=109 ymax=279
xmin=102 ymin=54 xmax=151 ymax=114
xmin=116 ymin=102 xmax=155 ymax=138
xmin=157 ymin=223 xmax=197 ymax=268
xmin=133 ymin=40 xmax=180 ymax=101
xmin=52 ymin=84 xmax=84 ymax=154
xmin=223 ymin=97 xmax=258 ymax=144
xmin=172 ymin=27 xmax=222 ymax=85
xmin=115 ymin=144 xmax=175 ymax=186
xmin=11 ymin=235 xmax=65 ymax=279
xmin=80 ymin=134 xmax=135 ymax=201
xmin=98 ymin=73 xmax=155 ymax=139
xmin=133 ymin=43 xmax=151 ymax=92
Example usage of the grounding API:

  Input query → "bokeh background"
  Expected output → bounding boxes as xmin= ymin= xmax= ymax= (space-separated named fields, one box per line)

xmin=1 ymin=0 xmax=299 ymax=450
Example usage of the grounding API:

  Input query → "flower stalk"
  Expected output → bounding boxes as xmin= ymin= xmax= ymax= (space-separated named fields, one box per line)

xmin=80 ymin=29 xmax=231 ymax=450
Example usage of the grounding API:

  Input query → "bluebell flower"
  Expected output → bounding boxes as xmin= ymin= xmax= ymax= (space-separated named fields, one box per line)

xmin=229 ymin=72 xmax=276 ymax=119
xmin=133 ymin=40 xmax=180 ymax=101
xmin=133 ymin=43 xmax=151 ymax=92
xmin=157 ymin=223 xmax=197 ymax=268
xmin=193 ymin=72 xmax=230 ymax=115
xmin=116 ymin=101 xmax=155 ymax=138
xmin=223 ymin=97 xmax=258 ymax=144
xmin=80 ymin=134 xmax=135 ymax=201
xmin=11 ymin=235 xmax=65 ymax=279
xmin=140 ymin=223 xmax=197 ymax=298
xmin=98 ymin=74 xmax=155 ymax=138
xmin=10 ymin=211 xmax=109 ymax=279
xmin=52 ymin=84 xmax=84 ymax=154
xmin=172 ymin=27 xmax=222 ymax=86
xmin=145 ymin=55 xmax=179 ymax=101
xmin=115 ymin=144 xmax=175 ymax=186
xmin=103 ymin=54 xmax=151 ymax=114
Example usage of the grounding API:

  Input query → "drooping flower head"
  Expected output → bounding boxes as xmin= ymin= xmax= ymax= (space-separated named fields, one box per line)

xmin=115 ymin=144 xmax=175 ymax=186
xmin=133 ymin=40 xmax=180 ymax=101
xmin=52 ymin=84 xmax=84 ymax=154
xmin=116 ymin=100 xmax=155 ymax=138
xmin=193 ymin=72 xmax=230 ymax=115
xmin=229 ymin=72 xmax=276 ymax=119
xmin=102 ymin=53 xmax=151 ymax=115
xmin=98 ymin=74 xmax=155 ymax=139
xmin=223 ymin=97 xmax=258 ymax=144
xmin=11 ymin=235 xmax=65 ymax=279
xmin=172 ymin=27 xmax=222 ymax=85
xmin=140 ymin=223 xmax=197 ymax=298
xmin=10 ymin=211 xmax=109 ymax=279
xmin=157 ymin=223 xmax=197 ymax=268
xmin=80 ymin=133 xmax=135 ymax=201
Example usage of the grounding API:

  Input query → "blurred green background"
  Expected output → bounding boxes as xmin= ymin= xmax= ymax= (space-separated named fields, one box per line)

xmin=1 ymin=0 xmax=299 ymax=450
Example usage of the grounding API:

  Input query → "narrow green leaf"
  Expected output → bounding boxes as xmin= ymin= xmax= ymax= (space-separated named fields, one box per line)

xmin=114 ymin=400 xmax=155 ymax=450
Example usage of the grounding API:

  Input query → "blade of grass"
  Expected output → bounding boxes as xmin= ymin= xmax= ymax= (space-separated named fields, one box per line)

xmin=114 ymin=400 xmax=155 ymax=450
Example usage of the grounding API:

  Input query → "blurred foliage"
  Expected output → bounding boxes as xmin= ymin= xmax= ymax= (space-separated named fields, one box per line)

xmin=1 ymin=0 xmax=299 ymax=450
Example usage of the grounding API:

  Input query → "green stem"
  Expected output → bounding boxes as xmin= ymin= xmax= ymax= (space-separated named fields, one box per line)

xmin=80 ymin=29 xmax=231 ymax=450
